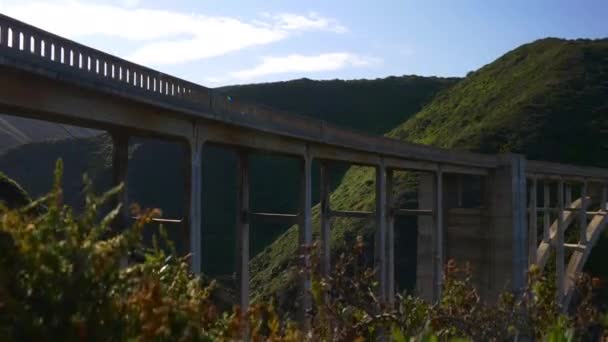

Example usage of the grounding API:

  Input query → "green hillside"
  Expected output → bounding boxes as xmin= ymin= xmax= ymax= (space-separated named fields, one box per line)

xmin=0 ymin=75 xmax=456 ymax=277
xmin=218 ymin=76 xmax=458 ymax=135
xmin=249 ymin=38 xmax=608 ymax=308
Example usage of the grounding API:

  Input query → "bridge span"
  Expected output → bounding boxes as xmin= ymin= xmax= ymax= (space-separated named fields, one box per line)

xmin=0 ymin=14 xmax=606 ymax=314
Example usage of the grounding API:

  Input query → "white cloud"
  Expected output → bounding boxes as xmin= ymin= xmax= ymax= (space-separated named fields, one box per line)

xmin=266 ymin=12 xmax=348 ymax=33
xmin=0 ymin=0 xmax=348 ymax=65
xmin=229 ymin=53 xmax=381 ymax=81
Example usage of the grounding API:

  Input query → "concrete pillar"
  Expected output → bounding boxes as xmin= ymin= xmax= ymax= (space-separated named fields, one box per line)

xmin=543 ymin=182 xmax=551 ymax=243
xmin=528 ymin=177 xmax=537 ymax=266
xmin=580 ymin=181 xmax=587 ymax=245
xmin=374 ymin=163 xmax=387 ymax=303
xmin=111 ymin=132 xmax=129 ymax=228
xmin=386 ymin=169 xmax=395 ymax=305
xmin=434 ymin=169 xmax=444 ymax=301
xmin=298 ymin=151 xmax=313 ymax=326
xmin=416 ymin=172 xmax=437 ymax=302
xmin=186 ymin=123 xmax=204 ymax=274
xmin=235 ymin=151 xmax=249 ymax=312
xmin=319 ymin=161 xmax=331 ymax=278
xmin=484 ymin=154 xmax=528 ymax=297
xmin=556 ymin=179 xmax=565 ymax=303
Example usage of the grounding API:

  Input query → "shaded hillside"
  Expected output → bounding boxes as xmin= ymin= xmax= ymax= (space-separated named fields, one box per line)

xmin=249 ymin=38 xmax=608 ymax=308
xmin=0 ymin=75 xmax=456 ymax=277
xmin=218 ymin=76 xmax=459 ymax=135
xmin=0 ymin=114 xmax=98 ymax=154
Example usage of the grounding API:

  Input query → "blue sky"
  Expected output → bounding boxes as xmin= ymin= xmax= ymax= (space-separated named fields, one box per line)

xmin=1 ymin=0 xmax=607 ymax=87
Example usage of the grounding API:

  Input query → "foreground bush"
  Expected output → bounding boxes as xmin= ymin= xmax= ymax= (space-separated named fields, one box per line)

xmin=0 ymin=161 xmax=604 ymax=341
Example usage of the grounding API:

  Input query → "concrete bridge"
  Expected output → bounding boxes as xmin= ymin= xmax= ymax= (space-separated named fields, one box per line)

xmin=0 ymin=14 xmax=606 ymax=314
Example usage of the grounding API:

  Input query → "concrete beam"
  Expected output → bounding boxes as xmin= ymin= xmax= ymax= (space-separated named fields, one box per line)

xmin=0 ymin=66 xmax=192 ymax=140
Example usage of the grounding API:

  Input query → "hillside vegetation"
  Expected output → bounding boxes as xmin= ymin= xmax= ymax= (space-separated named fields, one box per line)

xmin=249 ymin=38 xmax=608 ymax=305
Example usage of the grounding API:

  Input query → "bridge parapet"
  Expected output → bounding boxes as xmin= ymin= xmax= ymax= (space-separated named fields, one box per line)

xmin=0 ymin=13 xmax=211 ymax=111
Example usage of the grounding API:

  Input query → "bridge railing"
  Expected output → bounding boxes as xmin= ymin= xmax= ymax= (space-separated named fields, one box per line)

xmin=0 ymin=13 xmax=211 ymax=111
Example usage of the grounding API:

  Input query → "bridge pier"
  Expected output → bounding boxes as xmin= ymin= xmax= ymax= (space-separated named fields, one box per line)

xmin=319 ymin=160 xmax=331 ymax=279
xmin=186 ymin=123 xmax=204 ymax=274
xmin=298 ymin=150 xmax=313 ymax=327
xmin=416 ymin=171 xmax=443 ymax=302
xmin=235 ymin=151 xmax=250 ymax=313
xmin=111 ymin=132 xmax=129 ymax=228
xmin=375 ymin=163 xmax=388 ymax=303
xmin=416 ymin=155 xmax=528 ymax=303
xmin=483 ymin=154 xmax=528 ymax=298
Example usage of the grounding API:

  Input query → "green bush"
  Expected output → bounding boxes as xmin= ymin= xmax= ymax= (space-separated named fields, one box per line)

xmin=0 ymin=161 xmax=603 ymax=341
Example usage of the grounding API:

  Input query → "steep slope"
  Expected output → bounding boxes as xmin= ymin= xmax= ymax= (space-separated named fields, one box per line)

xmin=250 ymin=38 xmax=608 ymax=307
xmin=0 ymin=75 xmax=456 ymax=277
xmin=0 ymin=114 xmax=98 ymax=154
xmin=218 ymin=76 xmax=458 ymax=135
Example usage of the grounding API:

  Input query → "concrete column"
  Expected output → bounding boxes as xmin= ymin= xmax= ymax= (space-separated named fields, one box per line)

xmin=235 ymin=151 xmax=249 ymax=312
xmin=434 ymin=169 xmax=444 ymax=301
xmin=186 ymin=123 xmax=204 ymax=274
xmin=543 ymin=182 xmax=551 ymax=243
xmin=374 ymin=163 xmax=387 ymax=303
xmin=416 ymin=173 xmax=437 ymax=302
xmin=386 ymin=169 xmax=395 ymax=304
xmin=298 ymin=150 xmax=313 ymax=326
xmin=528 ymin=177 xmax=537 ymax=266
xmin=111 ymin=132 xmax=129 ymax=228
xmin=485 ymin=154 xmax=528 ymax=297
xmin=319 ymin=160 xmax=331 ymax=278
xmin=556 ymin=179 xmax=565 ymax=303
xmin=580 ymin=181 xmax=588 ymax=245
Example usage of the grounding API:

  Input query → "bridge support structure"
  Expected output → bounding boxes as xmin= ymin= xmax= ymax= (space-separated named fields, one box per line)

xmin=416 ymin=154 xmax=528 ymax=302
xmin=186 ymin=123 xmax=205 ymax=275
xmin=111 ymin=132 xmax=129 ymax=229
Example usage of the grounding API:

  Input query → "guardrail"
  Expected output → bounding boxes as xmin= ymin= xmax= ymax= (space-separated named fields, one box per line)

xmin=0 ymin=13 xmax=211 ymax=111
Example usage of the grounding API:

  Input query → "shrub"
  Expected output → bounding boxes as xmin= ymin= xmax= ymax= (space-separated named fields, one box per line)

xmin=0 ymin=160 xmax=603 ymax=341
